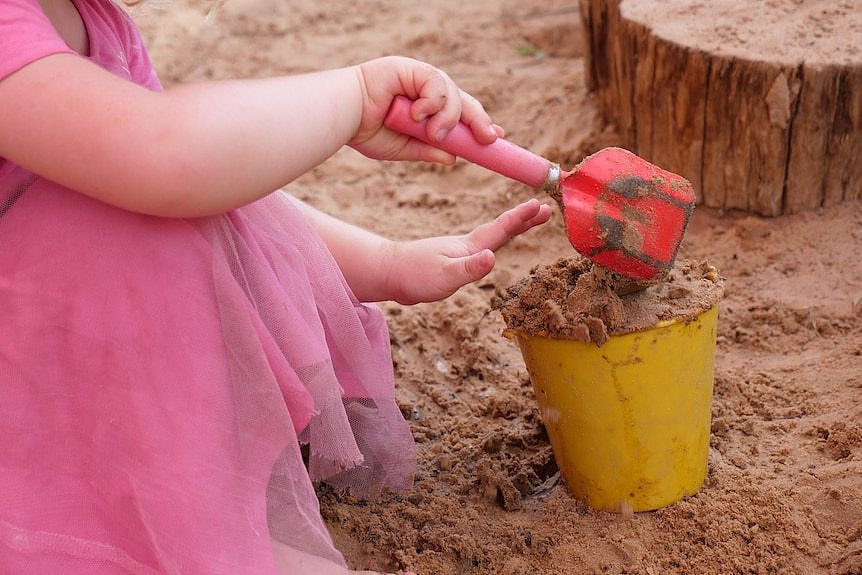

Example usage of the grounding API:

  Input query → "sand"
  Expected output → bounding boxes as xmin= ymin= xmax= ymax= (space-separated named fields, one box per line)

xmin=620 ymin=0 xmax=862 ymax=66
xmin=135 ymin=1 xmax=862 ymax=573
xmin=494 ymin=257 xmax=724 ymax=344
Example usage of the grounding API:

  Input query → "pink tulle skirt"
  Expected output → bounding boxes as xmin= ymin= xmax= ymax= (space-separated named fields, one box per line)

xmin=0 ymin=173 xmax=415 ymax=573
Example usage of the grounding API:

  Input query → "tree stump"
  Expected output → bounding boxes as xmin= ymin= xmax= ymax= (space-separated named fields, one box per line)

xmin=579 ymin=0 xmax=862 ymax=216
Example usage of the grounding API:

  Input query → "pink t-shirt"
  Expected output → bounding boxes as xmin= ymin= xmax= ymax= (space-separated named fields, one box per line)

xmin=0 ymin=0 xmax=161 ymax=188
xmin=0 ymin=2 xmax=416 ymax=574
xmin=0 ymin=0 xmax=160 ymax=89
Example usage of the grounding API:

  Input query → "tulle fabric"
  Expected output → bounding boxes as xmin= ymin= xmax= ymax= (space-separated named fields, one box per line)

xmin=0 ymin=176 xmax=416 ymax=573
xmin=1 ymin=0 xmax=415 ymax=571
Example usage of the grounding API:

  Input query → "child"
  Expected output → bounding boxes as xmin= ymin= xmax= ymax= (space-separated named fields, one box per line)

xmin=0 ymin=0 xmax=551 ymax=573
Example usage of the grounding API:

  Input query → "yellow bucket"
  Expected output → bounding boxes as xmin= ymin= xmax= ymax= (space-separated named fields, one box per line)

xmin=514 ymin=305 xmax=718 ymax=512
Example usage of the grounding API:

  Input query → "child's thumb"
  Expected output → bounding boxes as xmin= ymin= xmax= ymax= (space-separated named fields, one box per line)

xmin=459 ymin=249 xmax=495 ymax=284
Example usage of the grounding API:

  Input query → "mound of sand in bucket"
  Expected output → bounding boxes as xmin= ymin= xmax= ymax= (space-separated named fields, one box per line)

xmin=493 ymin=257 xmax=724 ymax=513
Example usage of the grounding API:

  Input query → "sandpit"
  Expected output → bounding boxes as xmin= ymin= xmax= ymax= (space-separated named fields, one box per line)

xmin=136 ymin=1 xmax=862 ymax=573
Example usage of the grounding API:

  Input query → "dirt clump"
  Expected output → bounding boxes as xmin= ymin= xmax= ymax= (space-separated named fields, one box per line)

xmin=494 ymin=257 xmax=723 ymax=344
xmin=137 ymin=1 xmax=862 ymax=573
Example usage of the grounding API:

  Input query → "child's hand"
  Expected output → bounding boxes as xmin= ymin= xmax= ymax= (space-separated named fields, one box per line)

xmin=382 ymin=199 xmax=552 ymax=305
xmin=349 ymin=56 xmax=503 ymax=165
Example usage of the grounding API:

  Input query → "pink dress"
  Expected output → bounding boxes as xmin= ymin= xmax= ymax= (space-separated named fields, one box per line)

xmin=0 ymin=1 xmax=415 ymax=573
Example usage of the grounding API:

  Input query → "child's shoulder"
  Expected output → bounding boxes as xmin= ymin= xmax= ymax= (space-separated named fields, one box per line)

xmin=0 ymin=0 xmax=76 ymax=83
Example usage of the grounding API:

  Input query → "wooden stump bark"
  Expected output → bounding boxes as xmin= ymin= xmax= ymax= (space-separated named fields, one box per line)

xmin=579 ymin=0 xmax=862 ymax=216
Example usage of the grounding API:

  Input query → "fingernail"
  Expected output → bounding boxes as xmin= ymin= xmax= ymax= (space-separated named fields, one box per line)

xmin=435 ymin=129 xmax=449 ymax=142
xmin=415 ymin=112 xmax=427 ymax=122
xmin=487 ymin=124 xmax=497 ymax=138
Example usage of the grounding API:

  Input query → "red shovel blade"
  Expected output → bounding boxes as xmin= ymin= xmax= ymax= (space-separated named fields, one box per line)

xmin=383 ymin=97 xmax=695 ymax=280
xmin=561 ymin=148 xmax=695 ymax=280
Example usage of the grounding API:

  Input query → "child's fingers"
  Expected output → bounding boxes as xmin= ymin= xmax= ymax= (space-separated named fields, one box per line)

xmin=458 ymin=91 xmax=498 ymax=144
xmin=363 ymin=127 xmax=457 ymax=164
xmin=507 ymin=200 xmax=552 ymax=232
xmin=466 ymin=199 xmax=552 ymax=252
xmin=428 ymin=249 xmax=495 ymax=302
xmin=401 ymin=248 xmax=495 ymax=304
xmin=524 ymin=202 xmax=553 ymax=227
xmin=464 ymin=93 xmax=499 ymax=144
xmin=425 ymin=88 xmax=461 ymax=143
xmin=453 ymin=248 xmax=496 ymax=285
xmin=425 ymin=88 xmax=497 ymax=144
xmin=398 ymin=137 xmax=457 ymax=164
xmin=409 ymin=68 xmax=461 ymax=141
xmin=411 ymin=70 xmax=496 ymax=145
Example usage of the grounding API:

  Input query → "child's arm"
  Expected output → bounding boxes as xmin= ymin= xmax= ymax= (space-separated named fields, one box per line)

xmin=294 ymin=196 xmax=552 ymax=304
xmin=0 ymin=54 xmax=496 ymax=218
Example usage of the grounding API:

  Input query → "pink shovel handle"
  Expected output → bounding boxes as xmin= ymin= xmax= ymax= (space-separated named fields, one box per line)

xmin=384 ymin=96 xmax=555 ymax=190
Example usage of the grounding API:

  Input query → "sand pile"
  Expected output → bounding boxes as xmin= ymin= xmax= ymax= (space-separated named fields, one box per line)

xmin=137 ymin=1 xmax=862 ymax=572
xmin=495 ymin=257 xmax=723 ymax=344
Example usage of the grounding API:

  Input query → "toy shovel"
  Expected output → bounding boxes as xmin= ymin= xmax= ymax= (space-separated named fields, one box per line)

xmin=384 ymin=96 xmax=695 ymax=281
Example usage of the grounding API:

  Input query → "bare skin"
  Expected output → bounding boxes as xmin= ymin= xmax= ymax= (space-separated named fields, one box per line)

xmin=38 ymin=0 xmax=89 ymax=54
xmin=7 ymin=2 xmax=552 ymax=573
xmin=5 ymin=7 xmax=499 ymax=218
xmin=4 ymin=0 xmax=550 ymax=306
xmin=296 ymin=196 xmax=551 ymax=304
